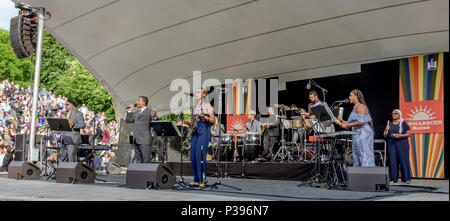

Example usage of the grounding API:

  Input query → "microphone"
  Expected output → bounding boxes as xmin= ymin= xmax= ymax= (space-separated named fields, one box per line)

xmin=126 ymin=104 xmax=137 ymax=109
xmin=335 ymin=99 xmax=349 ymax=103
xmin=306 ymin=80 xmax=311 ymax=90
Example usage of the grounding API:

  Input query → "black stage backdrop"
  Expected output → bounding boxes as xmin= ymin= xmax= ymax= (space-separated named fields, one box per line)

xmin=278 ymin=54 xmax=447 ymax=178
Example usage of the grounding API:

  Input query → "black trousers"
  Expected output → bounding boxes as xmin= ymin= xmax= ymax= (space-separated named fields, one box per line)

xmin=132 ymin=143 xmax=151 ymax=163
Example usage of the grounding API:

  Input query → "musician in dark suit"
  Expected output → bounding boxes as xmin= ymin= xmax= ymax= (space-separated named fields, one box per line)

xmin=261 ymin=107 xmax=280 ymax=160
xmin=126 ymin=96 xmax=152 ymax=163
xmin=60 ymin=98 xmax=86 ymax=162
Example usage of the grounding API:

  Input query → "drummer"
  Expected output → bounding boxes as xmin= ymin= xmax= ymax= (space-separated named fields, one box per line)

xmin=307 ymin=90 xmax=323 ymax=119
xmin=289 ymin=105 xmax=304 ymax=144
xmin=245 ymin=110 xmax=261 ymax=134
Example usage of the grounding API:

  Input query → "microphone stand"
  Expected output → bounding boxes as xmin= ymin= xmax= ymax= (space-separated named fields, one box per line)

xmin=176 ymin=106 xmax=190 ymax=189
xmin=206 ymin=88 xmax=241 ymax=191
xmin=308 ymin=79 xmax=328 ymax=102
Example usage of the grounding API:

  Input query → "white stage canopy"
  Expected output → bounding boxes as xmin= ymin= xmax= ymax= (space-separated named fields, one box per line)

xmin=11 ymin=0 xmax=449 ymax=118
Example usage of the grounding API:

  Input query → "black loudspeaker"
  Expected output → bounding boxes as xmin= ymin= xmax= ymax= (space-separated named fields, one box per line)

xmin=106 ymin=162 xmax=122 ymax=175
xmin=9 ymin=14 xmax=36 ymax=59
xmin=347 ymin=167 xmax=390 ymax=192
xmin=126 ymin=163 xmax=176 ymax=189
xmin=14 ymin=134 xmax=47 ymax=161
xmin=14 ymin=134 xmax=27 ymax=161
xmin=7 ymin=161 xmax=41 ymax=180
xmin=56 ymin=162 xmax=96 ymax=184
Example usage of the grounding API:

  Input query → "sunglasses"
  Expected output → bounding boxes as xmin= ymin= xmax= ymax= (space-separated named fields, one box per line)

xmin=392 ymin=113 xmax=399 ymax=115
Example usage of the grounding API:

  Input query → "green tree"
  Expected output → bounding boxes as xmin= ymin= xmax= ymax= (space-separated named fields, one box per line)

xmin=0 ymin=29 xmax=32 ymax=86
xmin=0 ymin=28 xmax=115 ymax=120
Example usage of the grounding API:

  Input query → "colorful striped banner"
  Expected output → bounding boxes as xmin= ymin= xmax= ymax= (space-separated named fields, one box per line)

xmin=399 ymin=52 xmax=445 ymax=179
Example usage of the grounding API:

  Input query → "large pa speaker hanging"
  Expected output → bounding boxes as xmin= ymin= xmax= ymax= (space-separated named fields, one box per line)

xmin=9 ymin=11 xmax=37 ymax=59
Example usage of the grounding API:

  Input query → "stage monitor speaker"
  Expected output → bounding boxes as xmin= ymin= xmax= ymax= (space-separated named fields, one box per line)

xmin=56 ymin=162 xmax=96 ymax=184
xmin=347 ymin=167 xmax=390 ymax=192
xmin=7 ymin=161 xmax=41 ymax=180
xmin=106 ymin=162 xmax=122 ymax=175
xmin=126 ymin=163 xmax=176 ymax=189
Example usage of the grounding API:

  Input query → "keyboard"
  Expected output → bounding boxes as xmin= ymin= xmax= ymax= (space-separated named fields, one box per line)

xmin=316 ymin=131 xmax=360 ymax=138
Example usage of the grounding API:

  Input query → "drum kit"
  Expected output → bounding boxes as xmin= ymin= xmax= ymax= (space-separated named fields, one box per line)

xmin=271 ymin=104 xmax=316 ymax=163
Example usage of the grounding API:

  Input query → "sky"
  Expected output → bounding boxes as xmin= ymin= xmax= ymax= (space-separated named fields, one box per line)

xmin=0 ymin=0 xmax=18 ymax=31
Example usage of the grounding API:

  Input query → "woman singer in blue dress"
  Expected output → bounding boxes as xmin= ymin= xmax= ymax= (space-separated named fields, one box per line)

xmin=189 ymin=88 xmax=215 ymax=186
xmin=337 ymin=89 xmax=375 ymax=167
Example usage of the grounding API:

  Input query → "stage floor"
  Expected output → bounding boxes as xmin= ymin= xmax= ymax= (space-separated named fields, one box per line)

xmin=0 ymin=173 xmax=447 ymax=201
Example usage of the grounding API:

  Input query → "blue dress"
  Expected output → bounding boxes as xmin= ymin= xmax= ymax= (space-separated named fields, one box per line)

xmin=190 ymin=109 xmax=211 ymax=183
xmin=348 ymin=112 xmax=375 ymax=167
xmin=387 ymin=121 xmax=411 ymax=182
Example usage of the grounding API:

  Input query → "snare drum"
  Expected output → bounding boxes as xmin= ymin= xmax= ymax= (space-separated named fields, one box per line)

xmin=291 ymin=117 xmax=304 ymax=128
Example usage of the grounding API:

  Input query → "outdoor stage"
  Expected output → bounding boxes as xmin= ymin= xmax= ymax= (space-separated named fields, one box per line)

xmin=166 ymin=161 xmax=316 ymax=181
xmin=0 ymin=173 xmax=447 ymax=201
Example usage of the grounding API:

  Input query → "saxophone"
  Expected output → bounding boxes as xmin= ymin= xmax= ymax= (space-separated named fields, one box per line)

xmin=183 ymin=116 xmax=199 ymax=150
xmin=183 ymin=102 xmax=204 ymax=149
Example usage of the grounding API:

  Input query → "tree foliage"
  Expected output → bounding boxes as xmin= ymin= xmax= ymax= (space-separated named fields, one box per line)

xmin=0 ymin=28 xmax=115 ymax=120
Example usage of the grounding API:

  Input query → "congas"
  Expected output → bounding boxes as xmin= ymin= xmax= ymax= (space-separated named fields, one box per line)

xmin=243 ymin=133 xmax=261 ymax=161
xmin=219 ymin=134 xmax=235 ymax=161
xmin=291 ymin=117 xmax=304 ymax=128
xmin=244 ymin=133 xmax=261 ymax=146
xmin=219 ymin=134 xmax=235 ymax=146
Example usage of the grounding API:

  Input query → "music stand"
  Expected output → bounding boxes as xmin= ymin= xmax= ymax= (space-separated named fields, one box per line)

xmin=300 ymin=103 xmax=336 ymax=188
xmin=45 ymin=118 xmax=72 ymax=180
xmin=151 ymin=121 xmax=181 ymax=163
xmin=285 ymin=110 xmax=300 ymax=119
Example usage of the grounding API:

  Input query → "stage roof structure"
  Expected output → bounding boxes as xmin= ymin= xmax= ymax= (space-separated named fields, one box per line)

xmin=12 ymin=0 xmax=449 ymax=117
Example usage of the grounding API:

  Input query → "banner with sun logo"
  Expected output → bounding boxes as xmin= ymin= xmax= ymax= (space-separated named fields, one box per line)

xmin=399 ymin=52 xmax=445 ymax=178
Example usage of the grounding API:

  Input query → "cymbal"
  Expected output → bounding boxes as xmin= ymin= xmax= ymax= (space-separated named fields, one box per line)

xmin=274 ymin=104 xmax=290 ymax=110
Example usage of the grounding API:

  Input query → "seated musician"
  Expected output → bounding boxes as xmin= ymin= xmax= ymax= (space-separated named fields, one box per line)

xmin=245 ymin=110 xmax=261 ymax=134
xmin=307 ymin=90 xmax=323 ymax=118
